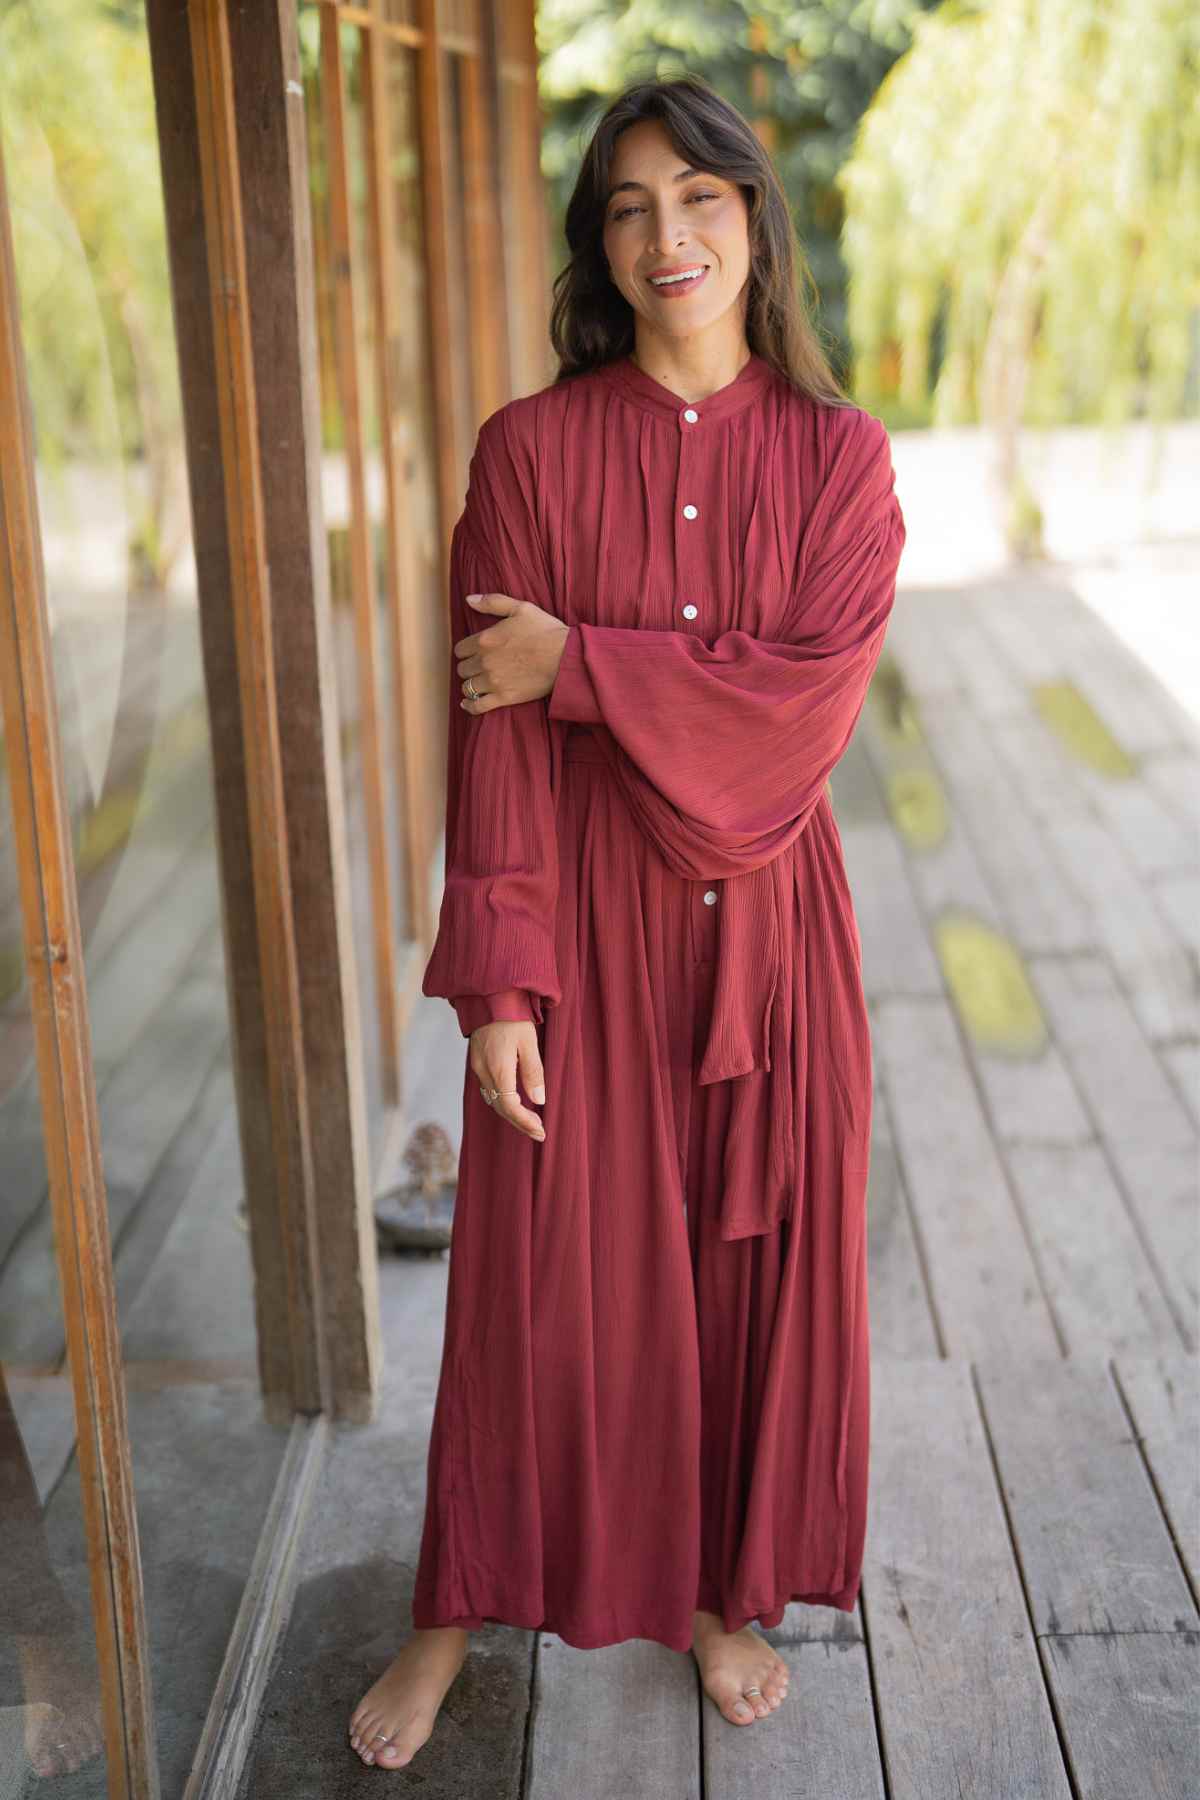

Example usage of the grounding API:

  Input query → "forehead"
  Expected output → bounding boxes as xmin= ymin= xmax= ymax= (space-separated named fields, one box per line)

xmin=605 ymin=122 xmax=713 ymax=201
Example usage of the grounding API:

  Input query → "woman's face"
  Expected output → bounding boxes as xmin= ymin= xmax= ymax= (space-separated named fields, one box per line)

xmin=600 ymin=120 xmax=751 ymax=347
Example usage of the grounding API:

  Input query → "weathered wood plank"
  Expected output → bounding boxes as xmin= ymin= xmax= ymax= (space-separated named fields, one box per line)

xmin=839 ymin=822 xmax=943 ymax=1000
xmin=865 ymin=1100 xmax=941 ymax=1359
xmin=1042 ymin=1629 xmax=1199 ymax=1800
xmin=1160 ymin=1041 xmax=1200 ymax=1131
xmin=1030 ymin=954 xmax=1198 ymax=1342
xmin=874 ymin=997 xmax=1060 ymax=1357
xmin=975 ymin=1355 xmax=1197 ymax=1635
xmin=1113 ymin=1353 xmax=1200 ymax=1593
xmin=916 ymin=695 xmax=1094 ymax=958
xmin=1003 ymin=1144 xmax=1182 ymax=1355
xmin=864 ymin=1358 xmax=1071 ymax=1800
xmin=702 ymin=1603 xmax=885 ymax=1797
xmin=992 ymin=715 xmax=1196 ymax=1044
xmin=526 ymin=1635 xmax=699 ymax=1800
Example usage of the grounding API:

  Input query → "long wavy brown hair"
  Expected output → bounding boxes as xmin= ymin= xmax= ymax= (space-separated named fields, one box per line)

xmin=549 ymin=74 xmax=852 ymax=407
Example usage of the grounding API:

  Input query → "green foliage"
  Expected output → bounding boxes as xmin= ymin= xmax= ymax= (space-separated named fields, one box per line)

xmin=0 ymin=0 xmax=182 ymax=584
xmin=537 ymin=0 xmax=934 ymax=396
xmin=839 ymin=0 xmax=1200 ymax=426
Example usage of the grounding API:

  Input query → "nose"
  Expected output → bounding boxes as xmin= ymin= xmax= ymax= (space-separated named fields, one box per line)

xmin=647 ymin=205 xmax=688 ymax=258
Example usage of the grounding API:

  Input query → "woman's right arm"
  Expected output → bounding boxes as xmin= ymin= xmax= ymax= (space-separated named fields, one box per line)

xmin=421 ymin=420 xmax=562 ymax=1046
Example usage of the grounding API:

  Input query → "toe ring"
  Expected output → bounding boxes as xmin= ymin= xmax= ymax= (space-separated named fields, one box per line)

xmin=743 ymin=1686 xmax=762 ymax=1697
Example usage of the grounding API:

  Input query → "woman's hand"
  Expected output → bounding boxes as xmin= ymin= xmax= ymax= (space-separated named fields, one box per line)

xmin=469 ymin=1020 xmax=547 ymax=1141
xmin=456 ymin=593 xmax=569 ymax=712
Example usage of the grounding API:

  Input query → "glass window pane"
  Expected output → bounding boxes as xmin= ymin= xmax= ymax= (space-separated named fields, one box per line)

xmin=0 ymin=8 xmax=292 ymax=1789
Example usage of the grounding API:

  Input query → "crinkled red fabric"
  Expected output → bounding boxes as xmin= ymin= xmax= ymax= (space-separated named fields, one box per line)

xmin=417 ymin=352 xmax=904 ymax=1649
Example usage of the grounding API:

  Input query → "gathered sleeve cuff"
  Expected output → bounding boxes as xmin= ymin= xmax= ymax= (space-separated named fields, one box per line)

xmin=452 ymin=989 xmax=542 ymax=1037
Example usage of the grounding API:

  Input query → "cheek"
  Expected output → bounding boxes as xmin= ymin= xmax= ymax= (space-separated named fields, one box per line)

xmin=707 ymin=201 xmax=750 ymax=265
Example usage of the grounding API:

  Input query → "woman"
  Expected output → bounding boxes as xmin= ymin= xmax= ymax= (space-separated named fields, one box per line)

xmin=350 ymin=73 xmax=905 ymax=1771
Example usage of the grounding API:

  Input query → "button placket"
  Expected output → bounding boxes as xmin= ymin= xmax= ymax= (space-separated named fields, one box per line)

xmin=675 ymin=403 xmax=705 ymax=630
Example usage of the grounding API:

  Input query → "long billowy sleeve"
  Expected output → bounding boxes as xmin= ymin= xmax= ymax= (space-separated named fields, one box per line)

xmin=421 ymin=418 xmax=561 ymax=1038
xmin=547 ymin=406 xmax=905 ymax=880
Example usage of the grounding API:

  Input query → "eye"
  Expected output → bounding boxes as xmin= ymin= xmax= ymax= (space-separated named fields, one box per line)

xmin=610 ymin=190 xmax=722 ymax=223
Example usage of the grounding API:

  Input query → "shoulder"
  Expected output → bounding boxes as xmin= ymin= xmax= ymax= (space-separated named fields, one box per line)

xmin=807 ymin=400 xmax=896 ymax=515
xmin=791 ymin=397 xmax=901 ymax=560
xmin=475 ymin=368 xmax=601 ymax=470
xmin=814 ymin=397 xmax=891 ymax=469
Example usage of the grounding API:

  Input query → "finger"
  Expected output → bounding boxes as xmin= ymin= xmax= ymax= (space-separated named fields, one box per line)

xmin=485 ymin=1051 xmax=545 ymax=1140
xmin=461 ymin=693 xmax=505 ymax=712
xmin=518 ymin=1035 xmax=546 ymax=1107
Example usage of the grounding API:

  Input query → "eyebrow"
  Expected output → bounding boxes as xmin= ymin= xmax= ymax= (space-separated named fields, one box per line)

xmin=604 ymin=166 xmax=708 ymax=206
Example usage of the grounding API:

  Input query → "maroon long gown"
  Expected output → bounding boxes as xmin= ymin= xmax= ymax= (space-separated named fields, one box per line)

xmin=412 ymin=350 xmax=906 ymax=1652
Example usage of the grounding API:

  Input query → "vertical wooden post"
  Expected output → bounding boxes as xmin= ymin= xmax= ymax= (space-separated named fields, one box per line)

xmin=145 ymin=0 xmax=380 ymax=1422
xmin=186 ymin=0 xmax=329 ymax=1414
xmin=0 ymin=129 xmax=160 ymax=1800
xmin=318 ymin=9 xmax=405 ymax=1103
xmin=460 ymin=0 xmax=508 ymax=424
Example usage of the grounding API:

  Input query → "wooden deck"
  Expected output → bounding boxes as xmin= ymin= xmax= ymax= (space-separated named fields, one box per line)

xmin=236 ymin=558 xmax=1199 ymax=1799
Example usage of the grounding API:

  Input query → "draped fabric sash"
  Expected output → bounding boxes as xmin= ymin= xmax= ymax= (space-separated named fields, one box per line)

xmin=558 ymin=721 xmax=803 ymax=1241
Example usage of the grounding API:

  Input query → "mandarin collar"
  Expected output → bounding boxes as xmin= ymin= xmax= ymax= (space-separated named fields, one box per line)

xmin=601 ymin=350 xmax=775 ymax=423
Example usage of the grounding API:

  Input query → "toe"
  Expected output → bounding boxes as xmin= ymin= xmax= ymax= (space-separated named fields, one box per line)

xmin=716 ymin=1680 xmax=757 ymax=1725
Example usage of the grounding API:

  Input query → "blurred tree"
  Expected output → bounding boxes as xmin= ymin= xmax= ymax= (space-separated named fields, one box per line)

xmin=0 ymin=0 xmax=184 ymax=591
xmin=839 ymin=0 xmax=1200 ymax=554
xmin=537 ymin=0 xmax=936 ymax=395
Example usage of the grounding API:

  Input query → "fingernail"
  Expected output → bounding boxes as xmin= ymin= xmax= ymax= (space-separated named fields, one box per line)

xmin=533 ymin=1130 xmax=545 ymax=1141
xmin=531 ymin=1085 xmax=546 ymax=1103
xmin=466 ymin=594 xmax=481 ymax=605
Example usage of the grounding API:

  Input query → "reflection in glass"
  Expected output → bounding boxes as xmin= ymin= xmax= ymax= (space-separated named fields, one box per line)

xmin=0 ymin=802 xmax=107 ymax=1785
xmin=1 ymin=6 xmax=289 ymax=1790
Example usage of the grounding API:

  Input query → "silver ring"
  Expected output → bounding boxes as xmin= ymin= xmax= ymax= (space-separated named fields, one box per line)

xmin=744 ymin=1685 xmax=762 ymax=1696
xmin=373 ymin=1733 xmax=390 ymax=1743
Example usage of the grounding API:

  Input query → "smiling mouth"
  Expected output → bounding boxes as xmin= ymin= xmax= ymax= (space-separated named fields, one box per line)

xmin=648 ymin=266 xmax=709 ymax=294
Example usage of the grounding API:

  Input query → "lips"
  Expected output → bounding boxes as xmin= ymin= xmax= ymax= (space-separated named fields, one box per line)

xmin=647 ymin=265 xmax=709 ymax=298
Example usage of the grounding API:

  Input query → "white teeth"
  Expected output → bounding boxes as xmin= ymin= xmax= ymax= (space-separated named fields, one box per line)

xmin=649 ymin=267 xmax=705 ymax=287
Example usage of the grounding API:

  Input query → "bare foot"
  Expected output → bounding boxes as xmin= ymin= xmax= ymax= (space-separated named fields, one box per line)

xmin=348 ymin=1627 xmax=469 ymax=1769
xmin=15 ymin=1633 xmax=105 ymax=1778
xmin=691 ymin=1609 xmax=790 ymax=1725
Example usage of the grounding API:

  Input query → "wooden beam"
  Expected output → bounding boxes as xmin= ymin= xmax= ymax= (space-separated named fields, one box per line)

xmin=147 ymin=0 xmax=381 ymax=1423
xmin=460 ymin=2 xmax=508 ymax=423
xmin=186 ymin=0 xmax=328 ymax=1414
xmin=0 ymin=125 xmax=160 ymax=1800
xmin=362 ymin=24 xmax=437 ymax=952
xmin=416 ymin=0 xmax=469 ymax=553
xmin=319 ymin=8 xmax=405 ymax=1103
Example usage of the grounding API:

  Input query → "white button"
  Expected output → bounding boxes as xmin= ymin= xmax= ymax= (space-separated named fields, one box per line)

xmin=703 ymin=889 xmax=718 ymax=905
xmin=682 ymin=603 xmax=698 ymax=620
xmin=682 ymin=407 xmax=699 ymax=423
xmin=682 ymin=503 xmax=698 ymax=519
